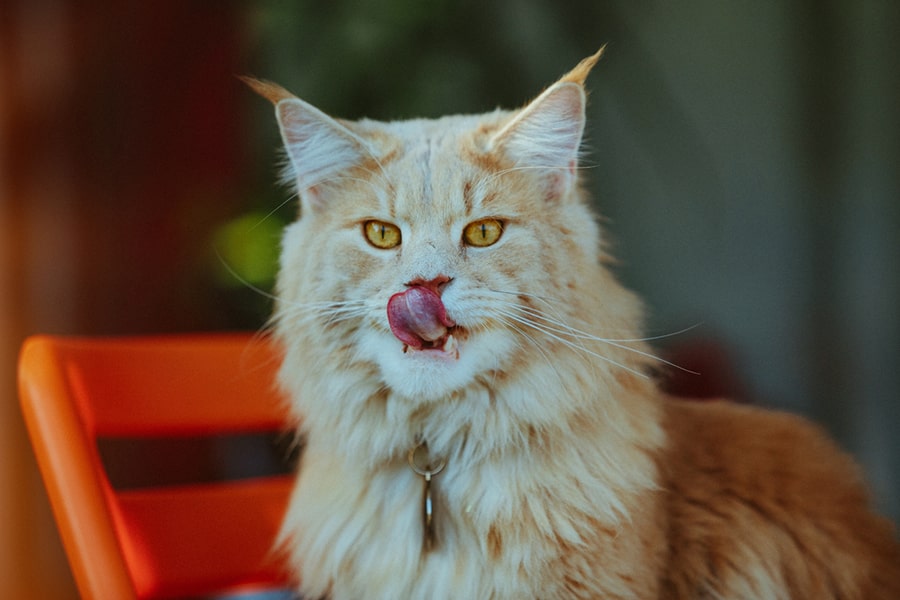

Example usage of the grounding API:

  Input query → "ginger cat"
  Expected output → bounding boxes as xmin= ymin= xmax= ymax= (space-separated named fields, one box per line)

xmin=247 ymin=50 xmax=900 ymax=599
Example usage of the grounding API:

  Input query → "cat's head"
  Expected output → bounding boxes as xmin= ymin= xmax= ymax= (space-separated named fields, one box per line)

xmin=250 ymin=50 xmax=638 ymax=403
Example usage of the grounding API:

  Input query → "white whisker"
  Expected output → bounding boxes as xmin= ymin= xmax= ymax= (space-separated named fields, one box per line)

xmin=249 ymin=193 xmax=298 ymax=232
xmin=214 ymin=248 xmax=280 ymax=303
xmin=494 ymin=306 xmax=650 ymax=379
xmin=487 ymin=288 xmax=699 ymax=376
xmin=215 ymin=248 xmax=374 ymax=335
xmin=509 ymin=303 xmax=699 ymax=375
xmin=494 ymin=314 xmax=572 ymax=392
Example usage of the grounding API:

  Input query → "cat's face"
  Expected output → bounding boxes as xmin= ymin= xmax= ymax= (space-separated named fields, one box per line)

xmin=257 ymin=52 xmax=613 ymax=402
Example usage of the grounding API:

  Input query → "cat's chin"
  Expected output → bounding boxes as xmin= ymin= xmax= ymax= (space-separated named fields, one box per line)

xmin=362 ymin=329 xmax=515 ymax=401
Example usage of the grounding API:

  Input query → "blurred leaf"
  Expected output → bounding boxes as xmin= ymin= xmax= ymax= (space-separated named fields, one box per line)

xmin=212 ymin=211 xmax=285 ymax=289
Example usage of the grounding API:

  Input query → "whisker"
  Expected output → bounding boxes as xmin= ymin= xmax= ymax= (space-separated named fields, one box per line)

xmin=214 ymin=248 xmax=280 ymax=303
xmin=593 ymin=339 xmax=700 ymax=375
xmin=494 ymin=314 xmax=571 ymax=391
xmin=215 ymin=248 xmax=374 ymax=336
xmin=589 ymin=324 xmax=704 ymax=344
xmin=494 ymin=307 xmax=649 ymax=379
xmin=249 ymin=193 xmax=298 ymax=233
xmin=520 ymin=302 xmax=702 ymax=345
xmin=487 ymin=289 xmax=700 ymax=376
xmin=506 ymin=303 xmax=699 ymax=375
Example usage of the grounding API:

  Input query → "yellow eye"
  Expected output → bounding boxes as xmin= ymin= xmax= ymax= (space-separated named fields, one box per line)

xmin=463 ymin=218 xmax=503 ymax=247
xmin=363 ymin=220 xmax=401 ymax=249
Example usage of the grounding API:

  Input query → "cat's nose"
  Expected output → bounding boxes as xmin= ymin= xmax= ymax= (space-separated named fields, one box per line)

xmin=405 ymin=275 xmax=452 ymax=295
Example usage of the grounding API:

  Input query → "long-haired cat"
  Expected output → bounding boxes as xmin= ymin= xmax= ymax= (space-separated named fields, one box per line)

xmin=247 ymin=50 xmax=900 ymax=599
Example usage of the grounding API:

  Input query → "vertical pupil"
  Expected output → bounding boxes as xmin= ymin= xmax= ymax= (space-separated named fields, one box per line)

xmin=481 ymin=223 xmax=487 ymax=238
xmin=380 ymin=224 xmax=386 ymax=240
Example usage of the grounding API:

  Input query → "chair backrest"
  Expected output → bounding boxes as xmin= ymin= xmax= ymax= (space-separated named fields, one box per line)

xmin=18 ymin=333 xmax=294 ymax=599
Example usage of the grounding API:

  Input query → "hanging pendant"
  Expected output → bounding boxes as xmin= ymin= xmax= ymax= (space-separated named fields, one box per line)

xmin=422 ymin=469 xmax=436 ymax=552
xmin=408 ymin=441 xmax=445 ymax=553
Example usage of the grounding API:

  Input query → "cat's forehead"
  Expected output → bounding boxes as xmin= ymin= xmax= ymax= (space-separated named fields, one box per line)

xmin=356 ymin=111 xmax=508 ymax=140
xmin=350 ymin=111 xmax=510 ymax=160
xmin=344 ymin=112 xmax=514 ymax=218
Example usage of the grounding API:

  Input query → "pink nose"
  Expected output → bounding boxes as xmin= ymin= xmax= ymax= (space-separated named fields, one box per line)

xmin=405 ymin=275 xmax=451 ymax=294
xmin=387 ymin=283 xmax=455 ymax=349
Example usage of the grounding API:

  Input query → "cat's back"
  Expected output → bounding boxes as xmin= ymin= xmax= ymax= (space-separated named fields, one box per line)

xmin=658 ymin=397 xmax=900 ymax=599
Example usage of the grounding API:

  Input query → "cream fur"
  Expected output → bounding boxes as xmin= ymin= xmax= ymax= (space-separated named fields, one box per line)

xmin=247 ymin=52 xmax=900 ymax=599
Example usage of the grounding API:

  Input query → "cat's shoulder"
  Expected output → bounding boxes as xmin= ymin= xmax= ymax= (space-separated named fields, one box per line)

xmin=659 ymin=396 xmax=872 ymax=514
xmin=657 ymin=397 xmax=900 ymax=599
xmin=661 ymin=396 xmax=859 ymax=478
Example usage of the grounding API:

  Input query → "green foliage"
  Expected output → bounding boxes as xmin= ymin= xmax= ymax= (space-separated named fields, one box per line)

xmin=212 ymin=211 xmax=285 ymax=289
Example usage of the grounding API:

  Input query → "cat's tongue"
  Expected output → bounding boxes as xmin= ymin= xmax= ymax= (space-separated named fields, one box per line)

xmin=387 ymin=286 xmax=455 ymax=349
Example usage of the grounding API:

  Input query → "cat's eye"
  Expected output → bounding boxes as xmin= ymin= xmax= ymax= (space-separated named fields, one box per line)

xmin=363 ymin=220 xmax=402 ymax=249
xmin=463 ymin=218 xmax=503 ymax=247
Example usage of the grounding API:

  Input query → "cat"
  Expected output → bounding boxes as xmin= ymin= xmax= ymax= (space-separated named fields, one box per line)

xmin=246 ymin=49 xmax=900 ymax=599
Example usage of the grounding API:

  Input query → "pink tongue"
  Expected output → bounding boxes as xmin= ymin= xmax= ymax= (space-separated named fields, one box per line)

xmin=387 ymin=286 xmax=455 ymax=349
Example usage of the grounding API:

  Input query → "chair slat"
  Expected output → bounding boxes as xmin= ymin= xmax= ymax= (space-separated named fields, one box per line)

xmin=59 ymin=334 xmax=285 ymax=435
xmin=111 ymin=476 xmax=293 ymax=598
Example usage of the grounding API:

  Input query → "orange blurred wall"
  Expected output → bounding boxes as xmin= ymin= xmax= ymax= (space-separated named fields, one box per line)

xmin=1 ymin=1 xmax=251 ymax=596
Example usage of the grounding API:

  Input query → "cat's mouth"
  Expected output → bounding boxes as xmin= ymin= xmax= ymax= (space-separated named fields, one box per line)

xmin=403 ymin=327 xmax=462 ymax=358
xmin=387 ymin=286 xmax=462 ymax=359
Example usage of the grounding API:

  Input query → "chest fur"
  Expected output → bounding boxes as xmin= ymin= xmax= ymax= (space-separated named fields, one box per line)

xmin=282 ymin=436 xmax=664 ymax=600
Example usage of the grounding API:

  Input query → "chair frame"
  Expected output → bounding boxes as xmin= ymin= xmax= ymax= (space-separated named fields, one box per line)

xmin=18 ymin=333 xmax=293 ymax=599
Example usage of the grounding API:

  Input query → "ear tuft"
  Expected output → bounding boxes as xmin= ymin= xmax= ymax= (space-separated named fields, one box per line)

xmin=559 ymin=46 xmax=605 ymax=86
xmin=240 ymin=76 xmax=296 ymax=104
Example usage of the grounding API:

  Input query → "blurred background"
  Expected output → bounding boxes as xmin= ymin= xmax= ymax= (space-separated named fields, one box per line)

xmin=2 ymin=0 xmax=898 ymax=596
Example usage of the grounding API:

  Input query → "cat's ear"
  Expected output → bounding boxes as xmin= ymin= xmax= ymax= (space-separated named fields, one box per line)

xmin=488 ymin=48 xmax=604 ymax=200
xmin=243 ymin=78 xmax=366 ymax=211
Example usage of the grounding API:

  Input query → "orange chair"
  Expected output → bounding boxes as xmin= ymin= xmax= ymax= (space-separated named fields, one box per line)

xmin=17 ymin=334 xmax=296 ymax=599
